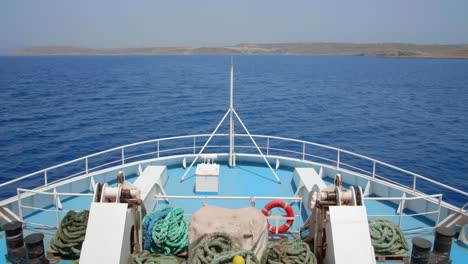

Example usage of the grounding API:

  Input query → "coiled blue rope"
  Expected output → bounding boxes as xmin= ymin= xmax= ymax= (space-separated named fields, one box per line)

xmin=142 ymin=207 xmax=172 ymax=251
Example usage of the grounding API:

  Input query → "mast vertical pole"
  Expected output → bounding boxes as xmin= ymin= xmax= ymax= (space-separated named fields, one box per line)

xmin=229 ymin=61 xmax=235 ymax=167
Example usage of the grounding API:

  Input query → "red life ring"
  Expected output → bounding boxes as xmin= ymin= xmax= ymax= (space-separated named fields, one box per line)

xmin=262 ymin=200 xmax=294 ymax=234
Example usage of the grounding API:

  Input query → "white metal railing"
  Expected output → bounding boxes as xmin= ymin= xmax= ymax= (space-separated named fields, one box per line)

xmin=14 ymin=187 xmax=444 ymax=234
xmin=0 ymin=134 xmax=466 ymax=207
xmin=17 ymin=188 xmax=93 ymax=228
xmin=154 ymin=195 xmax=303 ymax=236
xmin=365 ymin=194 xmax=443 ymax=233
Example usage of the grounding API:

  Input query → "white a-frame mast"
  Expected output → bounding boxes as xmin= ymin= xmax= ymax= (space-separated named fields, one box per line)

xmin=180 ymin=62 xmax=281 ymax=184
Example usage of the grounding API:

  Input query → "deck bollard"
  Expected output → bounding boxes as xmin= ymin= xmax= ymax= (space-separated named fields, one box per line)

xmin=430 ymin=226 xmax=455 ymax=264
xmin=411 ymin=237 xmax=432 ymax=264
xmin=24 ymin=233 xmax=48 ymax=264
xmin=3 ymin=221 xmax=27 ymax=263
xmin=3 ymin=221 xmax=24 ymax=251
xmin=433 ymin=227 xmax=455 ymax=255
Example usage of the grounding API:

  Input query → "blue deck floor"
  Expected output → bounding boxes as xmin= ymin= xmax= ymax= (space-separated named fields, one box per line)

xmin=1 ymin=162 xmax=466 ymax=263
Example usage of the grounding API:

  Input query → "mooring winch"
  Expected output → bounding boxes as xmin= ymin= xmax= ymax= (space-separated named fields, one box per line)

xmin=303 ymin=174 xmax=373 ymax=264
xmin=93 ymin=171 xmax=142 ymax=206
xmin=80 ymin=171 xmax=144 ymax=263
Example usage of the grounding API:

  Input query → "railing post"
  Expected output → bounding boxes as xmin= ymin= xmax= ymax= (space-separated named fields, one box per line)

xmin=275 ymin=216 xmax=279 ymax=235
xmin=54 ymin=193 xmax=60 ymax=228
xmin=85 ymin=157 xmax=89 ymax=176
xmin=436 ymin=195 xmax=443 ymax=225
xmin=336 ymin=150 xmax=340 ymax=169
xmin=121 ymin=147 xmax=125 ymax=165
xmin=412 ymin=175 xmax=417 ymax=192
xmin=302 ymin=142 xmax=306 ymax=160
xmin=372 ymin=161 xmax=376 ymax=178
xmin=399 ymin=202 xmax=404 ymax=228
xmin=17 ymin=189 xmax=23 ymax=222
xmin=250 ymin=197 xmax=256 ymax=207
xmin=266 ymin=137 xmax=270 ymax=156
xmin=193 ymin=136 xmax=196 ymax=154
xmin=157 ymin=141 xmax=160 ymax=158
xmin=44 ymin=170 xmax=48 ymax=187
xmin=298 ymin=198 xmax=302 ymax=238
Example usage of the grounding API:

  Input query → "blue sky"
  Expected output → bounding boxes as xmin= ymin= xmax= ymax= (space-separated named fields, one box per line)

xmin=1 ymin=0 xmax=468 ymax=53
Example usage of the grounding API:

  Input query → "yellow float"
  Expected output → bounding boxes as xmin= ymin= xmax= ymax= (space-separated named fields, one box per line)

xmin=232 ymin=255 xmax=246 ymax=264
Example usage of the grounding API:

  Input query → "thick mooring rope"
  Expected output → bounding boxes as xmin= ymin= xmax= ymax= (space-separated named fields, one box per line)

xmin=131 ymin=250 xmax=180 ymax=264
xmin=142 ymin=207 xmax=188 ymax=255
xmin=50 ymin=210 xmax=89 ymax=258
xmin=189 ymin=232 xmax=259 ymax=264
xmin=261 ymin=239 xmax=317 ymax=264
xmin=368 ymin=218 xmax=409 ymax=255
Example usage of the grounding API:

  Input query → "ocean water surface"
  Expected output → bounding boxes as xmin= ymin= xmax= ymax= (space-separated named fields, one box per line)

xmin=0 ymin=55 xmax=467 ymax=205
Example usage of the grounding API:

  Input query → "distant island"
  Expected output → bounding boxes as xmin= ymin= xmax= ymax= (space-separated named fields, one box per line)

xmin=12 ymin=43 xmax=468 ymax=59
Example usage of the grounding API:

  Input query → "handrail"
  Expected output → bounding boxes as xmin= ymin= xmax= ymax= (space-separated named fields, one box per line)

xmin=16 ymin=188 xmax=94 ymax=228
xmin=366 ymin=194 xmax=443 ymax=231
xmin=0 ymin=134 xmax=217 ymax=188
xmin=364 ymin=194 xmax=442 ymax=201
xmin=154 ymin=195 xmax=302 ymax=201
xmin=237 ymin=134 xmax=468 ymax=197
xmin=1 ymin=133 xmax=466 ymax=206
xmin=17 ymin=188 xmax=94 ymax=197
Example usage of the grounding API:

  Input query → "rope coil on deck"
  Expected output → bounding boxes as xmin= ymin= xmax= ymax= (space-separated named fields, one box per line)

xmin=261 ymin=239 xmax=317 ymax=264
xmin=142 ymin=206 xmax=188 ymax=255
xmin=368 ymin=218 xmax=409 ymax=255
xmin=189 ymin=232 xmax=259 ymax=264
xmin=50 ymin=210 xmax=89 ymax=258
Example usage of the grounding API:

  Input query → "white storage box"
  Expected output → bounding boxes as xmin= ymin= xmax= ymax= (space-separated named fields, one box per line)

xmin=195 ymin=163 xmax=220 ymax=192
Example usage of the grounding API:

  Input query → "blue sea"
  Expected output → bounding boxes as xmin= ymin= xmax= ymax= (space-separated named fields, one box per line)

xmin=0 ymin=55 xmax=467 ymax=206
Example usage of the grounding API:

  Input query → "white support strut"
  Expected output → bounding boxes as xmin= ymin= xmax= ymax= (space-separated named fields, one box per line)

xmin=180 ymin=109 xmax=231 ymax=182
xmin=233 ymin=109 xmax=281 ymax=183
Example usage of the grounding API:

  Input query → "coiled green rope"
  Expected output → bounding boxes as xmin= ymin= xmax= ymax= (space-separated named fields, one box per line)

xmin=50 ymin=210 xmax=89 ymax=258
xmin=142 ymin=207 xmax=188 ymax=255
xmin=368 ymin=218 xmax=409 ymax=255
xmin=131 ymin=250 xmax=181 ymax=264
xmin=261 ymin=239 xmax=316 ymax=264
xmin=189 ymin=232 xmax=259 ymax=264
